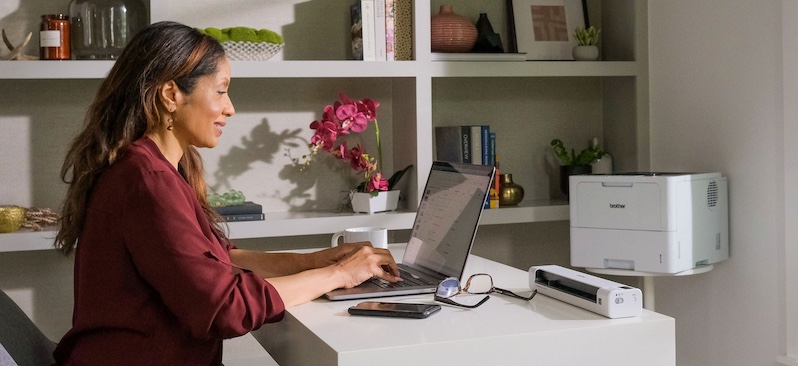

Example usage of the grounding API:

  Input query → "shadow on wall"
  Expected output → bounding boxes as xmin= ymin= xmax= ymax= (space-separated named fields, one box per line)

xmin=210 ymin=117 xmax=355 ymax=212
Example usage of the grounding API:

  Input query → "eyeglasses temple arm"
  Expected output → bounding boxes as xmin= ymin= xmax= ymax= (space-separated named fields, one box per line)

xmin=495 ymin=287 xmax=538 ymax=301
xmin=434 ymin=294 xmax=490 ymax=309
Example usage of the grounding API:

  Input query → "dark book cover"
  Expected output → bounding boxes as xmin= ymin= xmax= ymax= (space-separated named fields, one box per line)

xmin=434 ymin=126 xmax=465 ymax=163
xmin=213 ymin=201 xmax=262 ymax=216
xmin=222 ymin=213 xmax=265 ymax=222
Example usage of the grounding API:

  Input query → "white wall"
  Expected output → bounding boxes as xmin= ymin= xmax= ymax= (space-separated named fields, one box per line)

xmin=649 ymin=1 xmax=783 ymax=365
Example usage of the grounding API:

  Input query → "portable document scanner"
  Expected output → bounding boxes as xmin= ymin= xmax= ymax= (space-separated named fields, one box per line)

xmin=529 ymin=265 xmax=642 ymax=318
xmin=569 ymin=172 xmax=729 ymax=274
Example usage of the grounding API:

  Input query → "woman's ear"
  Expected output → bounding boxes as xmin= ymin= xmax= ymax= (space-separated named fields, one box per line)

xmin=158 ymin=80 xmax=181 ymax=112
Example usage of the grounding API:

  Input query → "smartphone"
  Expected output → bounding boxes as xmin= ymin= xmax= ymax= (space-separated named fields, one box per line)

xmin=348 ymin=301 xmax=442 ymax=319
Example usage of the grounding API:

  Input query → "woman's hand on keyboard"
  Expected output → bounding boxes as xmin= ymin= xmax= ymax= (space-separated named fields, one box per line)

xmin=334 ymin=245 xmax=402 ymax=288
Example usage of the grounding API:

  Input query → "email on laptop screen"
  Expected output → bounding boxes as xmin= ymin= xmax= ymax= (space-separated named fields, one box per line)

xmin=402 ymin=162 xmax=494 ymax=278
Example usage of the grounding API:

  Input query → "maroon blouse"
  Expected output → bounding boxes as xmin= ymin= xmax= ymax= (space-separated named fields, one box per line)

xmin=54 ymin=137 xmax=285 ymax=365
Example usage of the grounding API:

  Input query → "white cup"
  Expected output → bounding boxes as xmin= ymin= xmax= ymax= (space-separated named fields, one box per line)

xmin=331 ymin=227 xmax=388 ymax=249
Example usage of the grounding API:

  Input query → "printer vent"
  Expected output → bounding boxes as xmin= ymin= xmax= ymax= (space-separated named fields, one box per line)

xmin=707 ymin=180 xmax=718 ymax=207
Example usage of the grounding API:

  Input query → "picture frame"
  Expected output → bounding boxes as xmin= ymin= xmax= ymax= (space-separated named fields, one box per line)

xmin=510 ymin=0 xmax=586 ymax=60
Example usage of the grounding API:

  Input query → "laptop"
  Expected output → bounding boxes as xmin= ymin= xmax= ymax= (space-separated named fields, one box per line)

xmin=324 ymin=161 xmax=496 ymax=300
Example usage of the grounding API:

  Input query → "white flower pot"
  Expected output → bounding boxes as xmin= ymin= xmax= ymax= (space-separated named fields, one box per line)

xmin=350 ymin=190 xmax=400 ymax=214
xmin=572 ymin=45 xmax=599 ymax=61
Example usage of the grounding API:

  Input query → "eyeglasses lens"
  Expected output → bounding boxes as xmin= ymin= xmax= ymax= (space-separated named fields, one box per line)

xmin=436 ymin=277 xmax=461 ymax=298
xmin=464 ymin=274 xmax=493 ymax=294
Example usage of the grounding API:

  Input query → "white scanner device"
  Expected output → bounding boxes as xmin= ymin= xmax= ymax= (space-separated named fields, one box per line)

xmin=569 ymin=172 xmax=729 ymax=274
xmin=529 ymin=265 xmax=642 ymax=318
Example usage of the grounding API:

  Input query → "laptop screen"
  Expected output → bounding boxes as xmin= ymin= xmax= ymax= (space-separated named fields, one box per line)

xmin=402 ymin=162 xmax=495 ymax=278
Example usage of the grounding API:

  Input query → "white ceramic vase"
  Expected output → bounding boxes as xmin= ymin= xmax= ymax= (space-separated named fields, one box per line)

xmin=572 ymin=45 xmax=599 ymax=61
xmin=350 ymin=190 xmax=400 ymax=214
xmin=591 ymin=154 xmax=613 ymax=175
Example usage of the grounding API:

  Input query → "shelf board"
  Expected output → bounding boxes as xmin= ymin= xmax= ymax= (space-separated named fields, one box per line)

xmin=230 ymin=60 xmax=421 ymax=78
xmin=0 ymin=60 xmax=116 ymax=79
xmin=0 ymin=228 xmax=57 ymax=252
xmin=429 ymin=60 xmax=642 ymax=78
xmin=0 ymin=60 xmax=641 ymax=80
xmin=479 ymin=199 xmax=570 ymax=225
xmin=226 ymin=210 xmax=418 ymax=239
xmin=0 ymin=201 xmax=570 ymax=252
xmin=0 ymin=60 xmax=421 ymax=80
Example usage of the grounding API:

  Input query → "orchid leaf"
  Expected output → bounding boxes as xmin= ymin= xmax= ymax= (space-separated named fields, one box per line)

xmin=388 ymin=165 xmax=413 ymax=190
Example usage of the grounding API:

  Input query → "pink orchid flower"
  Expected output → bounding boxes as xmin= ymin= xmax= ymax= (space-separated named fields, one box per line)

xmin=335 ymin=100 xmax=368 ymax=133
xmin=305 ymin=93 xmax=399 ymax=194
xmin=309 ymin=119 xmax=339 ymax=152
xmin=367 ymin=172 xmax=389 ymax=192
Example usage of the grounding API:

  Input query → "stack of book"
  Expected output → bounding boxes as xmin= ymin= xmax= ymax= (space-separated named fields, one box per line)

xmin=434 ymin=125 xmax=501 ymax=209
xmin=434 ymin=125 xmax=496 ymax=167
xmin=213 ymin=201 xmax=264 ymax=222
xmin=350 ymin=0 xmax=412 ymax=61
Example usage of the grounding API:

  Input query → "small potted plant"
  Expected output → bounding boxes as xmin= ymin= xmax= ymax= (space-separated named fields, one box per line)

xmin=572 ymin=26 xmax=601 ymax=61
xmin=550 ymin=138 xmax=606 ymax=198
xmin=304 ymin=93 xmax=412 ymax=214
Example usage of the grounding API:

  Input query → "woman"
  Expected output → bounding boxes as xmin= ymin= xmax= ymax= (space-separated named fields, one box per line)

xmin=53 ymin=21 xmax=400 ymax=365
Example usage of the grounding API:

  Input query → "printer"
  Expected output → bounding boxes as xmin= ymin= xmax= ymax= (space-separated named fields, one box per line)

xmin=569 ymin=172 xmax=729 ymax=274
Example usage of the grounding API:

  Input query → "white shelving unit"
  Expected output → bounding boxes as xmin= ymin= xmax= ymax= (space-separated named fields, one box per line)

xmin=0 ymin=0 xmax=648 ymax=253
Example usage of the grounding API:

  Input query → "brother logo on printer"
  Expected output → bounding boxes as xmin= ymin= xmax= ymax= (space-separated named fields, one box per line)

xmin=609 ymin=203 xmax=626 ymax=209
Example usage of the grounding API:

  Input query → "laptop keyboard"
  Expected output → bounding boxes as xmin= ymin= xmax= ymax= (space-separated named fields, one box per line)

xmin=370 ymin=268 xmax=437 ymax=288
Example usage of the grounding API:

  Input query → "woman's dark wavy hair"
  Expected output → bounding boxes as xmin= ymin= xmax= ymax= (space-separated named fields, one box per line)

xmin=55 ymin=21 xmax=227 ymax=255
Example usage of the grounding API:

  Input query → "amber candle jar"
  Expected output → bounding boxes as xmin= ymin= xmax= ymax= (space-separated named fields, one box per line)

xmin=40 ymin=14 xmax=71 ymax=60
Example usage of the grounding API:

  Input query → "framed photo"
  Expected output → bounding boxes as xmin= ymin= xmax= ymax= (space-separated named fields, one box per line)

xmin=511 ymin=0 xmax=586 ymax=60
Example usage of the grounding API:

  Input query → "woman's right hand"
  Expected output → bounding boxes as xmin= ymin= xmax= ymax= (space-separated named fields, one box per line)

xmin=333 ymin=245 xmax=401 ymax=288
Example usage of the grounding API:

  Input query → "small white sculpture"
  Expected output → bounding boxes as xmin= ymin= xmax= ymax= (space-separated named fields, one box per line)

xmin=2 ymin=29 xmax=38 ymax=60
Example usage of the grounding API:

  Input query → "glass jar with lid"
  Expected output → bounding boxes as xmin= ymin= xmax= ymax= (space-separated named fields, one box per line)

xmin=69 ymin=0 xmax=147 ymax=59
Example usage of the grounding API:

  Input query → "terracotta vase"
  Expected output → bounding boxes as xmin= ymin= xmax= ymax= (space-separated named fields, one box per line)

xmin=430 ymin=5 xmax=477 ymax=53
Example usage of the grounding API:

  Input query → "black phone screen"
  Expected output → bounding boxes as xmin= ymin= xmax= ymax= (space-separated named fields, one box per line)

xmin=348 ymin=301 xmax=441 ymax=319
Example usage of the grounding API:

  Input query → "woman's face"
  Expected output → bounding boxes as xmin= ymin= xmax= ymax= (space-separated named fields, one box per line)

xmin=174 ymin=57 xmax=235 ymax=149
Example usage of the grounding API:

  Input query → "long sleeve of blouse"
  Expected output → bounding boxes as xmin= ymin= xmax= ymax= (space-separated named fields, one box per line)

xmin=54 ymin=137 xmax=284 ymax=365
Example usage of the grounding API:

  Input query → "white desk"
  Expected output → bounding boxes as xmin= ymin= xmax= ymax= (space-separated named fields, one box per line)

xmin=251 ymin=244 xmax=675 ymax=366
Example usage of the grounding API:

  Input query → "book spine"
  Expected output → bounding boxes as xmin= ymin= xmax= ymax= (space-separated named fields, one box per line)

xmin=385 ymin=0 xmax=396 ymax=60
xmin=223 ymin=213 xmax=265 ymax=222
xmin=489 ymin=132 xmax=496 ymax=166
xmin=361 ymin=0 xmax=376 ymax=61
xmin=481 ymin=125 xmax=491 ymax=166
xmin=393 ymin=0 xmax=412 ymax=60
xmin=374 ymin=0 xmax=387 ymax=61
xmin=490 ymin=155 xmax=500 ymax=209
xmin=470 ymin=126 xmax=482 ymax=165
xmin=350 ymin=1 xmax=364 ymax=60
xmin=460 ymin=126 xmax=471 ymax=164
xmin=434 ymin=126 xmax=465 ymax=163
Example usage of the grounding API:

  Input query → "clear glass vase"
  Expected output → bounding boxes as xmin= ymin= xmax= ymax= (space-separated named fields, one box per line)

xmin=69 ymin=0 xmax=147 ymax=59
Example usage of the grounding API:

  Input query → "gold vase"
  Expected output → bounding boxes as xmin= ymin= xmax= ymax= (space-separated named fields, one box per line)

xmin=499 ymin=174 xmax=524 ymax=207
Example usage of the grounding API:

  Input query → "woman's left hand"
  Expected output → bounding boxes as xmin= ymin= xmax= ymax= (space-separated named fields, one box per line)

xmin=312 ymin=242 xmax=373 ymax=267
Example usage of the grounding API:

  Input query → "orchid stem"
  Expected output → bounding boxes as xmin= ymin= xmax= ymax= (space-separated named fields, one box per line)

xmin=374 ymin=118 xmax=383 ymax=172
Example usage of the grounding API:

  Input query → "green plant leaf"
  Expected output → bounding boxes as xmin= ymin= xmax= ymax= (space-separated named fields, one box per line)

xmin=387 ymin=164 xmax=413 ymax=190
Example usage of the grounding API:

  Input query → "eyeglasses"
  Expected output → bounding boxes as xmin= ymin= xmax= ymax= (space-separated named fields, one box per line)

xmin=434 ymin=273 xmax=537 ymax=309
